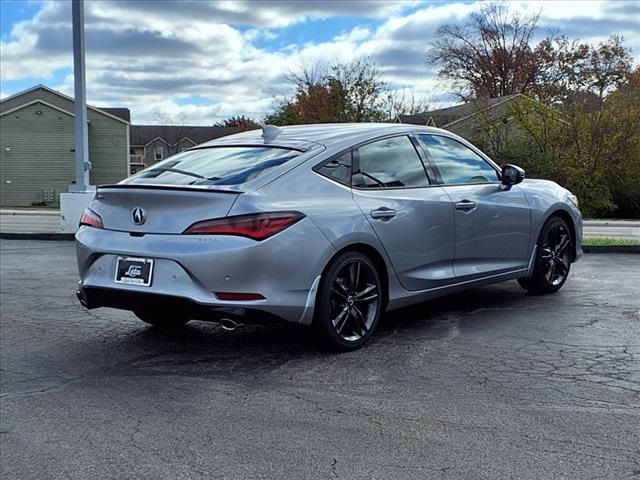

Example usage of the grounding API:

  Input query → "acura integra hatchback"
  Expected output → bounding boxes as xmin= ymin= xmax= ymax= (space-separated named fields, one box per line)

xmin=76 ymin=123 xmax=582 ymax=350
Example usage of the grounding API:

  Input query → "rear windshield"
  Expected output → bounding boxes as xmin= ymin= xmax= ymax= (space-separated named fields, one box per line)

xmin=123 ymin=147 xmax=302 ymax=186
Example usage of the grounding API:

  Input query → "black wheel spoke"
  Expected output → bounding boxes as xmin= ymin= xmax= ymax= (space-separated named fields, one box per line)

xmin=546 ymin=260 xmax=556 ymax=283
xmin=556 ymin=258 xmax=568 ymax=275
xmin=552 ymin=226 xmax=561 ymax=245
xmin=335 ymin=277 xmax=349 ymax=294
xmin=331 ymin=287 xmax=347 ymax=300
xmin=557 ymin=236 xmax=570 ymax=255
xmin=332 ymin=306 xmax=350 ymax=334
xmin=348 ymin=262 xmax=361 ymax=290
xmin=351 ymin=306 xmax=368 ymax=335
xmin=354 ymin=284 xmax=377 ymax=302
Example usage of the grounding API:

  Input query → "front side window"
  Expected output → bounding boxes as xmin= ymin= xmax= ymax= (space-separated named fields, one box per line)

xmin=123 ymin=146 xmax=301 ymax=187
xmin=416 ymin=134 xmax=498 ymax=185
xmin=352 ymin=136 xmax=428 ymax=189
xmin=316 ymin=151 xmax=352 ymax=185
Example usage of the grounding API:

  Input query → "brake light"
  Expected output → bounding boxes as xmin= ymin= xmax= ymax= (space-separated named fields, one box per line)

xmin=184 ymin=212 xmax=304 ymax=240
xmin=79 ymin=208 xmax=103 ymax=228
xmin=215 ymin=292 xmax=265 ymax=301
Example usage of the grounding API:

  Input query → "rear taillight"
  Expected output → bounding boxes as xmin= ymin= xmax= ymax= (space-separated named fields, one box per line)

xmin=183 ymin=211 xmax=304 ymax=240
xmin=79 ymin=208 xmax=103 ymax=228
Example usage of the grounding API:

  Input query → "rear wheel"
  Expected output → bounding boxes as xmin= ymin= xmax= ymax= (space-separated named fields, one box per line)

xmin=518 ymin=216 xmax=573 ymax=294
xmin=133 ymin=311 xmax=190 ymax=328
xmin=313 ymin=251 xmax=383 ymax=351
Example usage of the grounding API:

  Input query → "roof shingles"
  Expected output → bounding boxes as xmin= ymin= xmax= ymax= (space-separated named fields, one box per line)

xmin=130 ymin=125 xmax=239 ymax=146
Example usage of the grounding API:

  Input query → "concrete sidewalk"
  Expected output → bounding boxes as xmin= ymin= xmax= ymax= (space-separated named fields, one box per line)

xmin=1 ymin=209 xmax=639 ymax=238
xmin=0 ymin=209 xmax=61 ymax=234
xmin=582 ymin=219 xmax=640 ymax=239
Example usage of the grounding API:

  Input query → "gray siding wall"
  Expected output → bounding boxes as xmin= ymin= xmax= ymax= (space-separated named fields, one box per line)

xmin=0 ymin=87 xmax=129 ymax=206
xmin=144 ymin=139 xmax=169 ymax=166
xmin=0 ymin=88 xmax=75 ymax=116
xmin=0 ymin=102 xmax=75 ymax=206
xmin=177 ymin=138 xmax=196 ymax=152
xmin=87 ymin=108 xmax=129 ymax=186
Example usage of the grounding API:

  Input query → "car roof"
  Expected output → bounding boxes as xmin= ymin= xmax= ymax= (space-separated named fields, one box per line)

xmin=196 ymin=123 xmax=449 ymax=151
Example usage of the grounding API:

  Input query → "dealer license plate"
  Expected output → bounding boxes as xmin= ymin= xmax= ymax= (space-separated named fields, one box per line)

xmin=114 ymin=257 xmax=154 ymax=287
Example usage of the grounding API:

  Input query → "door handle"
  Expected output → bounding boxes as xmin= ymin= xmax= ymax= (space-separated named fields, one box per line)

xmin=455 ymin=200 xmax=477 ymax=212
xmin=370 ymin=207 xmax=397 ymax=220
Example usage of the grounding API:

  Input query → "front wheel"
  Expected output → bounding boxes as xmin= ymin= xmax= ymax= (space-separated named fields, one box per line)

xmin=518 ymin=216 xmax=573 ymax=294
xmin=134 ymin=311 xmax=190 ymax=328
xmin=312 ymin=252 xmax=383 ymax=351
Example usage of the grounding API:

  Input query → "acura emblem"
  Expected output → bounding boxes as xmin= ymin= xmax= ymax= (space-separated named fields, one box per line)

xmin=131 ymin=207 xmax=147 ymax=225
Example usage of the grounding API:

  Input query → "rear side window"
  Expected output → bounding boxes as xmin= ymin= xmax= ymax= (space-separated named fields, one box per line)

xmin=316 ymin=151 xmax=352 ymax=185
xmin=353 ymin=136 xmax=428 ymax=189
xmin=123 ymin=147 xmax=301 ymax=186
xmin=417 ymin=135 xmax=499 ymax=185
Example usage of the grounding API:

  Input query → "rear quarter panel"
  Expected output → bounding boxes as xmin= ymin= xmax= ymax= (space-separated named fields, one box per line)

xmin=228 ymin=162 xmax=397 ymax=281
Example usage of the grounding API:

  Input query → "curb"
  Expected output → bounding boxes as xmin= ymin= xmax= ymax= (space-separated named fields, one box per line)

xmin=0 ymin=233 xmax=75 ymax=241
xmin=583 ymin=220 xmax=639 ymax=228
xmin=582 ymin=245 xmax=640 ymax=254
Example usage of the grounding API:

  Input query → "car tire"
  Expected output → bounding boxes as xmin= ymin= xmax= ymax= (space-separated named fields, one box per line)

xmin=312 ymin=251 xmax=384 ymax=351
xmin=518 ymin=216 xmax=573 ymax=294
xmin=133 ymin=311 xmax=190 ymax=328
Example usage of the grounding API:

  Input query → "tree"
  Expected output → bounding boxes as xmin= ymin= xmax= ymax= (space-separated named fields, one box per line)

xmin=532 ymin=35 xmax=633 ymax=103
xmin=151 ymin=110 xmax=189 ymax=159
xmin=426 ymin=2 xmax=540 ymax=100
xmin=215 ymin=115 xmax=260 ymax=131
xmin=384 ymin=89 xmax=432 ymax=121
xmin=426 ymin=3 xmax=634 ymax=104
xmin=504 ymin=72 xmax=640 ymax=218
xmin=265 ymin=59 xmax=389 ymax=125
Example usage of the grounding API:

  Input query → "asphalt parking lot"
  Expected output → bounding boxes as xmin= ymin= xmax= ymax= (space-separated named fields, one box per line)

xmin=1 ymin=240 xmax=638 ymax=480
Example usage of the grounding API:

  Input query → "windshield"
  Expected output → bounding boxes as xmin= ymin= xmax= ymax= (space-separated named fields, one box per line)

xmin=123 ymin=146 xmax=302 ymax=186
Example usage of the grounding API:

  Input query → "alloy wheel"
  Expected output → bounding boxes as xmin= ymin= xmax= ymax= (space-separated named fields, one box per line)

xmin=541 ymin=224 xmax=571 ymax=286
xmin=329 ymin=260 xmax=380 ymax=342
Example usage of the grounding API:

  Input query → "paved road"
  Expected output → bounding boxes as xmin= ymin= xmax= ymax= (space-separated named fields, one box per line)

xmin=1 ymin=240 xmax=639 ymax=480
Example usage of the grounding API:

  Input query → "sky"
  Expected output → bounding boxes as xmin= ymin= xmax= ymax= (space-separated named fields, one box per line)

xmin=1 ymin=0 xmax=639 ymax=125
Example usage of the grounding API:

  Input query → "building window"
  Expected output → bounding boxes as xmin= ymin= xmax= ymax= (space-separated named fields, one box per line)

xmin=155 ymin=146 xmax=163 ymax=161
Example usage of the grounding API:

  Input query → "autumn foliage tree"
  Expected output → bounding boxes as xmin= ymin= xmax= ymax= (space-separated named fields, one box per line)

xmin=215 ymin=115 xmax=260 ymax=131
xmin=426 ymin=3 xmax=540 ymax=100
xmin=427 ymin=2 xmax=638 ymax=217
xmin=426 ymin=3 xmax=633 ymax=104
xmin=265 ymin=60 xmax=389 ymax=125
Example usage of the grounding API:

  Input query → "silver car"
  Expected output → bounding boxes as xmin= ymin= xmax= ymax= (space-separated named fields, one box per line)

xmin=76 ymin=123 xmax=582 ymax=350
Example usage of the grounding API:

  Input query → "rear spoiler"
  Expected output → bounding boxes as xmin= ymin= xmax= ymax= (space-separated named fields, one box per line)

xmin=97 ymin=184 xmax=243 ymax=194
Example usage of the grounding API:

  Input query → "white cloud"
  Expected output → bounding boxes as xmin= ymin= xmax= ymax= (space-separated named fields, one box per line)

xmin=1 ymin=0 xmax=638 ymax=123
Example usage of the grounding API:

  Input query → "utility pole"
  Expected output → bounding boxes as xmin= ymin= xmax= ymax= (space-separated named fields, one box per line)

xmin=61 ymin=0 xmax=95 ymax=232
xmin=70 ymin=0 xmax=90 ymax=192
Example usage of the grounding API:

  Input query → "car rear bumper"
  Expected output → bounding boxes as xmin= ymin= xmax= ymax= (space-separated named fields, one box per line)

xmin=76 ymin=286 xmax=286 ymax=324
xmin=75 ymin=219 xmax=334 ymax=325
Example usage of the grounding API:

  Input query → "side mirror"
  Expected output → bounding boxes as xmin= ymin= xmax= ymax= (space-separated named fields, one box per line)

xmin=501 ymin=164 xmax=525 ymax=189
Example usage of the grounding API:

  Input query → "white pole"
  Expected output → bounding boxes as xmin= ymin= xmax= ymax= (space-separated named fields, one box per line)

xmin=71 ymin=0 xmax=90 ymax=192
xmin=60 ymin=0 xmax=94 ymax=232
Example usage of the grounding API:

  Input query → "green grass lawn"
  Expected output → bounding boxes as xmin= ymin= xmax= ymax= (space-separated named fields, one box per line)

xmin=583 ymin=237 xmax=640 ymax=246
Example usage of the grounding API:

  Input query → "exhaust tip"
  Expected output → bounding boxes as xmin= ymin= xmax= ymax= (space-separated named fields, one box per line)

xmin=220 ymin=318 xmax=240 ymax=331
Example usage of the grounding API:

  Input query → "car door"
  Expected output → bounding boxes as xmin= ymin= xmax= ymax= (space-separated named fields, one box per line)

xmin=350 ymin=135 xmax=455 ymax=291
xmin=415 ymin=134 xmax=531 ymax=280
